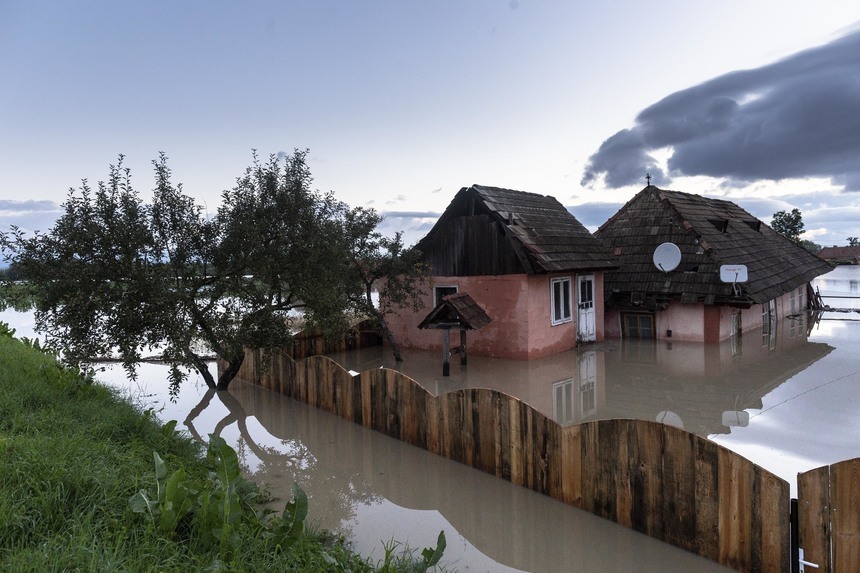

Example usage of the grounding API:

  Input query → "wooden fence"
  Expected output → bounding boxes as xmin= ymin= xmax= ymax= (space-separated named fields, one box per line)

xmin=233 ymin=349 xmax=791 ymax=572
xmin=285 ymin=319 xmax=381 ymax=360
xmin=798 ymin=458 xmax=860 ymax=572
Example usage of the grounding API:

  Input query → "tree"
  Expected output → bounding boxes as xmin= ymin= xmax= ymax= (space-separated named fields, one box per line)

xmin=848 ymin=237 xmax=859 ymax=246
xmin=2 ymin=151 xmax=363 ymax=391
xmin=340 ymin=207 xmax=427 ymax=361
xmin=770 ymin=208 xmax=804 ymax=243
xmin=799 ymin=239 xmax=822 ymax=254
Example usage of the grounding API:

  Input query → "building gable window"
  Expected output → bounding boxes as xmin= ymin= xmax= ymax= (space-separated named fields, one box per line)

xmin=434 ymin=285 xmax=458 ymax=307
xmin=551 ymin=277 xmax=572 ymax=325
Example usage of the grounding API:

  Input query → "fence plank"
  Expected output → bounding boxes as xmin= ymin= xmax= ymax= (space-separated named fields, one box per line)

xmin=798 ymin=465 xmax=832 ymax=573
xmin=832 ymin=458 xmax=860 ymax=572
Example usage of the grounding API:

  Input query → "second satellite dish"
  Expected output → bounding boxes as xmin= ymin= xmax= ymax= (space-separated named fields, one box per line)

xmin=653 ymin=242 xmax=681 ymax=272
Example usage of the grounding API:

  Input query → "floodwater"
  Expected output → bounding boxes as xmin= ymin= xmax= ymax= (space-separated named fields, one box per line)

xmin=3 ymin=265 xmax=859 ymax=572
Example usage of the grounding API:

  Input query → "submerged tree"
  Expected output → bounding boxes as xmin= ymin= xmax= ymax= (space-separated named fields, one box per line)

xmin=340 ymin=207 xmax=427 ymax=362
xmin=770 ymin=208 xmax=805 ymax=243
xmin=2 ymin=151 xmax=376 ymax=391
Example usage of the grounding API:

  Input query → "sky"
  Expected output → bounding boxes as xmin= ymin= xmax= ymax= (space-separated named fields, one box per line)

xmin=2 ymin=1 xmax=860 ymax=248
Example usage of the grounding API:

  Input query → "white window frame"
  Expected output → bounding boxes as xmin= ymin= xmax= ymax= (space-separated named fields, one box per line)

xmin=550 ymin=277 xmax=573 ymax=326
xmin=433 ymin=285 xmax=458 ymax=307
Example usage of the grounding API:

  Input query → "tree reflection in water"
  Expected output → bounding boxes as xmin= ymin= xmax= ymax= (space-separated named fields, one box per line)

xmin=183 ymin=386 xmax=381 ymax=541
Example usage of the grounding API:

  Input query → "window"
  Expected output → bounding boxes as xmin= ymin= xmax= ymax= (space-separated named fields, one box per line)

xmin=553 ymin=379 xmax=574 ymax=425
xmin=433 ymin=285 xmax=457 ymax=307
xmin=621 ymin=312 xmax=655 ymax=339
xmin=730 ymin=310 xmax=742 ymax=356
xmin=790 ymin=286 xmax=804 ymax=315
xmin=762 ymin=299 xmax=776 ymax=349
xmin=551 ymin=277 xmax=572 ymax=325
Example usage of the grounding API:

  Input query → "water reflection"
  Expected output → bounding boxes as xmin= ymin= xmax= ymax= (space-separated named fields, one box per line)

xmin=177 ymin=378 xmax=733 ymax=573
xmin=328 ymin=313 xmax=832 ymax=438
xmin=814 ymin=264 xmax=860 ymax=309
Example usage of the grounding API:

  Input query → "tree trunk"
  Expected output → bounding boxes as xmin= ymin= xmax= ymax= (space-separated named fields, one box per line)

xmin=186 ymin=349 xmax=217 ymax=389
xmin=216 ymin=352 xmax=245 ymax=391
xmin=376 ymin=310 xmax=403 ymax=362
xmin=364 ymin=286 xmax=404 ymax=362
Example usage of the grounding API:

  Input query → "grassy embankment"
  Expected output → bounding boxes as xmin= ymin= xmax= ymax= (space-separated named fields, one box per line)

xmin=0 ymin=322 xmax=445 ymax=572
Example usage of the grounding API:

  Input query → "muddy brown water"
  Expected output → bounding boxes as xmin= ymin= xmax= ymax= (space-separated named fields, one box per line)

xmin=4 ymin=265 xmax=858 ymax=572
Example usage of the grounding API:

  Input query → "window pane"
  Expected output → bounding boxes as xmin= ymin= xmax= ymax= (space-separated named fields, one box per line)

xmin=562 ymin=279 xmax=571 ymax=319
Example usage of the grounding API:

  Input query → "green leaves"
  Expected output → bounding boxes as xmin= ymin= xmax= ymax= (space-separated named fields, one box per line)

xmin=129 ymin=432 xmax=309 ymax=562
xmin=128 ymin=451 xmax=197 ymax=536
xmin=771 ymin=208 xmax=805 ymax=243
xmin=420 ymin=530 xmax=446 ymax=568
xmin=3 ymin=151 xmax=408 ymax=391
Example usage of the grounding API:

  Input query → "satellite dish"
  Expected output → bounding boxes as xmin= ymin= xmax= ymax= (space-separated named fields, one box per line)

xmin=722 ymin=410 xmax=750 ymax=428
xmin=720 ymin=265 xmax=748 ymax=283
xmin=653 ymin=242 xmax=681 ymax=272
xmin=656 ymin=410 xmax=684 ymax=429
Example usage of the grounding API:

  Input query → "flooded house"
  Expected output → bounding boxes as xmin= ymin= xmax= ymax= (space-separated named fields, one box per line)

xmin=386 ymin=184 xmax=617 ymax=360
xmin=594 ymin=185 xmax=833 ymax=342
xmin=817 ymin=245 xmax=860 ymax=264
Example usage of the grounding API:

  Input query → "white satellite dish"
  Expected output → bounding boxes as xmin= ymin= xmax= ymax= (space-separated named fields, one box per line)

xmin=720 ymin=265 xmax=748 ymax=283
xmin=722 ymin=410 xmax=750 ymax=428
xmin=652 ymin=242 xmax=681 ymax=272
xmin=656 ymin=410 xmax=684 ymax=429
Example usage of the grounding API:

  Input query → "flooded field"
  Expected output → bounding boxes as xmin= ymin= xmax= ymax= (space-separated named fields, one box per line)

xmin=3 ymin=264 xmax=858 ymax=572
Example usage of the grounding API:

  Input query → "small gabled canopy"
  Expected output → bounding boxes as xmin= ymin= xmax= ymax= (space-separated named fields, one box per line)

xmin=418 ymin=292 xmax=491 ymax=330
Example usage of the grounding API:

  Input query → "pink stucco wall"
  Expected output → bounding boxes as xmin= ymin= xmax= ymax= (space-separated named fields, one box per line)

xmin=604 ymin=288 xmax=803 ymax=342
xmin=387 ymin=272 xmax=604 ymax=360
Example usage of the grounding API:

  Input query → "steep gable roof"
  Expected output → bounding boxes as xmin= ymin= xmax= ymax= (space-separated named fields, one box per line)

xmin=595 ymin=186 xmax=833 ymax=306
xmin=416 ymin=184 xmax=617 ymax=276
xmin=418 ymin=292 xmax=492 ymax=330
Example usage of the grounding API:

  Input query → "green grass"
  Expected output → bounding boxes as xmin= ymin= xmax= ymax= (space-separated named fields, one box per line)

xmin=0 ymin=324 xmax=447 ymax=572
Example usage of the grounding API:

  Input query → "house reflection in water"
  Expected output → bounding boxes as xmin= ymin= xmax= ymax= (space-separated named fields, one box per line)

xmin=328 ymin=312 xmax=832 ymax=438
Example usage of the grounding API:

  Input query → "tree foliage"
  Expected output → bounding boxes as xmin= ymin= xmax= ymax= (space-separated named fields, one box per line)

xmin=848 ymin=236 xmax=859 ymax=247
xmin=340 ymin=207 xmax=427 ymax=361
xmin=770 ymin=208 xmax=805 ymax=243
xmin=2 ymin=151 xmax=419 ymax=391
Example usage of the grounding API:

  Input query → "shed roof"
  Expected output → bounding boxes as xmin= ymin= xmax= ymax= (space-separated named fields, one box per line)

xmin=416 ymin=184 xmax=617 ymax=276
xmin=818 ymin=246 xmax=860 ymax=260
xmin=418 ymin=292 xmax=492 ymax=330
xmin=595 ymin=186 xmax=834 ymax=306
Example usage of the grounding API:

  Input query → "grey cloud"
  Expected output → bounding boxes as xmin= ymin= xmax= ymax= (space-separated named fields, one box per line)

xmin=0 ymin=199 xmax=58 ymax=213
xmin=566 ymin=203 xmax=624 ymax=229
xmin=582 ymin=29 xmax=860 ymax=190
xmin=381 ymin=210 xmax=441 ymax=219
xmin=377 ymin=211 xmax=441 ymax=247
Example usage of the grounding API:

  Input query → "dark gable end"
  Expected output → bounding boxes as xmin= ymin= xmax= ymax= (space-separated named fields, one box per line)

xmin=595 ymin=186 xmax=833 ymax=308
xmin=416 ymin=184 xmax=617 ymax=276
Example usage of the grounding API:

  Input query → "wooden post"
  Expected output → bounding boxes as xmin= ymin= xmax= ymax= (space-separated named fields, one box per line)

xmin=460 ymin=329 xmax=467 ymax=366
xmin=442 ymin=329 xmax=450 ymax=376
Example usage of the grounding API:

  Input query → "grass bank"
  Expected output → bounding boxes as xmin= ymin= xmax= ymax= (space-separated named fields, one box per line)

xmin=0 ymin=323 xmax=445 ymax=572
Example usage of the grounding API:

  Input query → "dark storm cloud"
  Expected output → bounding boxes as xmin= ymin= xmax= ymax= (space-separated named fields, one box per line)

xmin=582 ymin=28 xmax=860 ymax=190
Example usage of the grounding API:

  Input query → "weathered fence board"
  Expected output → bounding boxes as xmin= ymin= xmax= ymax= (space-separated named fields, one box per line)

xmin=230 ymin=349 xmax=792 ymax=572
xmin=832 ymin=458 xmax=860 ymax=571
xmin=800 ymin=458 xmax=860 ymax=572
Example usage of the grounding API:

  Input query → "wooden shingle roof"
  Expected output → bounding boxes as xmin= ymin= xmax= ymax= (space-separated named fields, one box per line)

xmin=416 ymin=185 xmax=617 ymax=276
xmin=418 ymin=292 xmax=492 ymax=330
xmin=818 ymin=246 xmax=860 ymax=261
xmin=595 ymin=186 xmax=834 ymax=306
